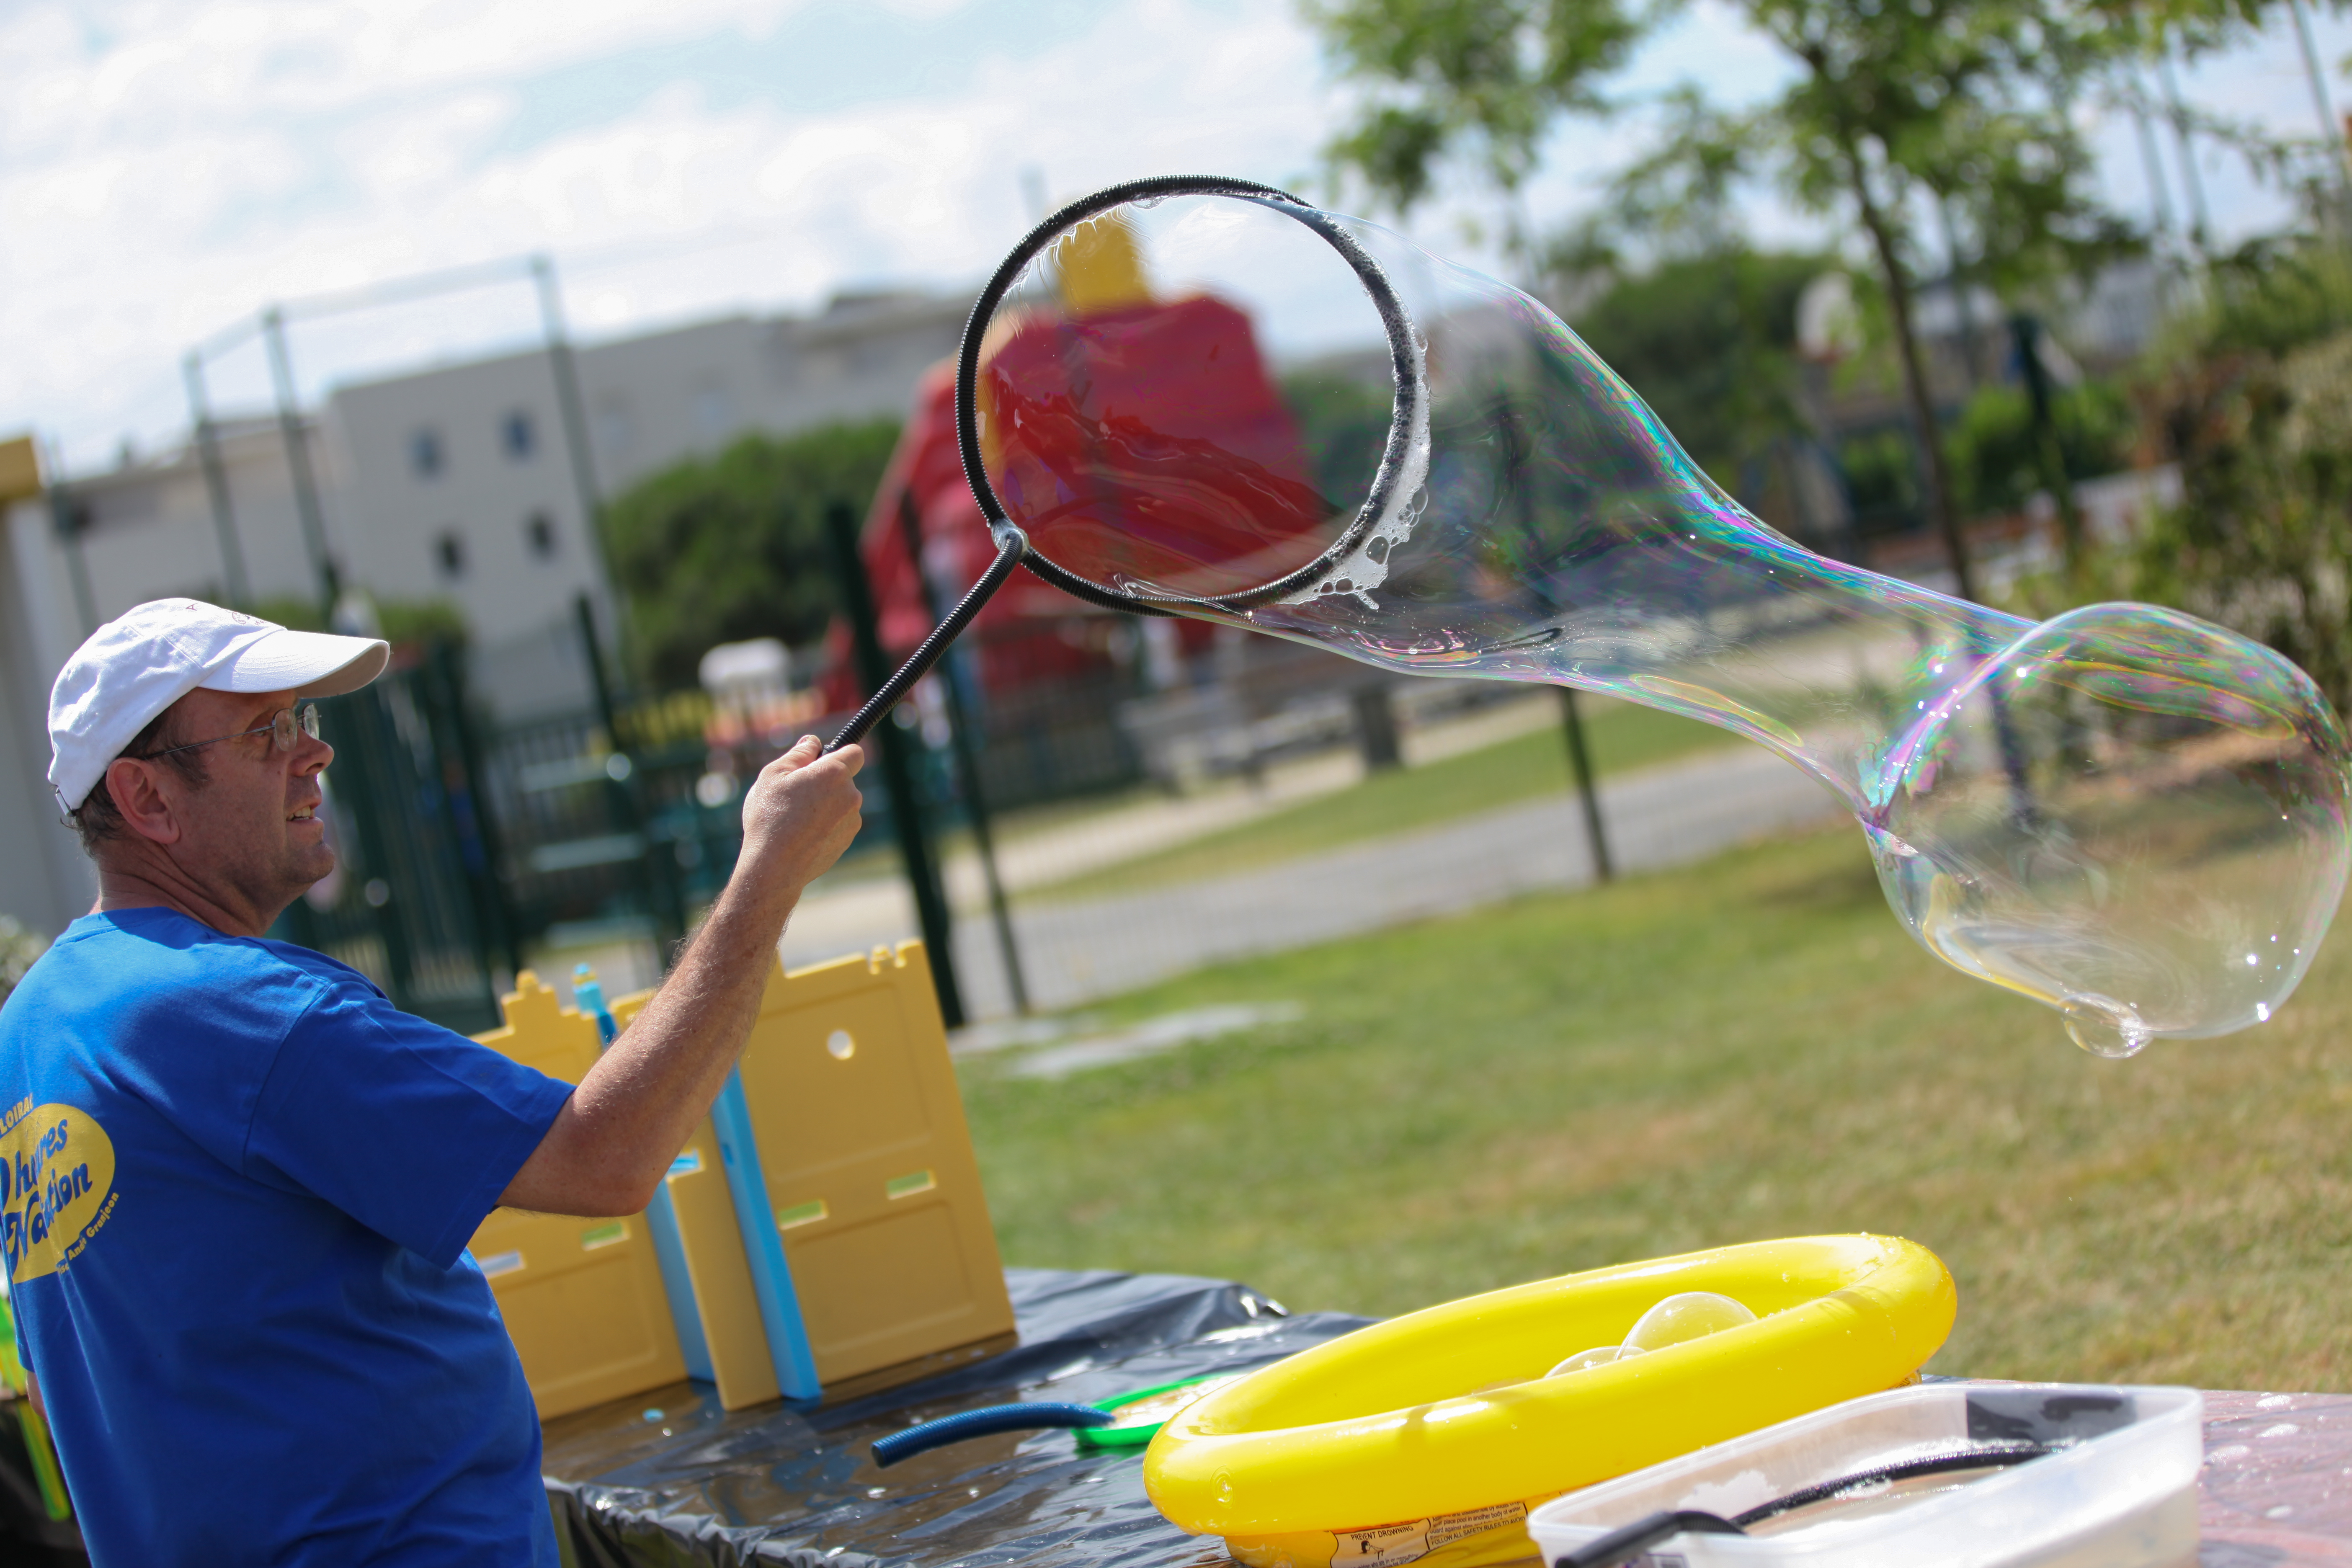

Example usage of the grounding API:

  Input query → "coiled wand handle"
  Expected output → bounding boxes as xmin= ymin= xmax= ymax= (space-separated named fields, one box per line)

xmin=825 ymin=526 xmax=1028 ymax=754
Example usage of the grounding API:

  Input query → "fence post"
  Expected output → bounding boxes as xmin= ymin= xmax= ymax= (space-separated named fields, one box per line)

xmin=324 ymin=686 xmax=421 ymax=1007
xmin=1351 ymin=684 xmax=1403 ymax=771
xmin=181 ymin=352 xmax=252 ymax=609
xmin=424 ymin=641 xmax=526 ymax=982
xmin=897 ymin=490 xmax=1030 ymax=1016
xmin=825 ymin=501 xmax=966 ymax=1029
xmin=2009 ymin=313 xmax=2087 ymax=577
xmin=259 ymin=306 xmax=341 ymax=615
xmin=575 ymin=594 xmax=689 ymax=961
xmin=1558 ymin=687 xmax=1613 ymax=883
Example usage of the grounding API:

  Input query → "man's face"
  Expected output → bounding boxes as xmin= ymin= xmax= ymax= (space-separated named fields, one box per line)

xmin=147 ymin=687 xmax=336 ymax=919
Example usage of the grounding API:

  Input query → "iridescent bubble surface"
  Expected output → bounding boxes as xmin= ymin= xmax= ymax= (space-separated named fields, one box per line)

xmin=969 ymin=191 xmax=2352 ymax=1053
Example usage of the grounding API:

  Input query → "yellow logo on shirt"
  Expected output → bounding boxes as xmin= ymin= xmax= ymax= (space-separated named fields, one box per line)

xmin=0 ymin=1100 xmax=116 ymax=1283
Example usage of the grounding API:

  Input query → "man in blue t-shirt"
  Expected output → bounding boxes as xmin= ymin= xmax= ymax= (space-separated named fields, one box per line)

xmin=0 ymin=599 xmax=865 ymax=1565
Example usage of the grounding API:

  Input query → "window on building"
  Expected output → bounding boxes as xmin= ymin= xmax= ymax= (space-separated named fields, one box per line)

xmin=690 ymin=384 xmax=733 ymax=442
xmin=411 ymin=428 xmax=444 ymax=478
xmin=435 ymin=529 xmax=467 ymax=580
xmin=524 ymin=511 xmax=558 ymax=560
xmin=501 ymin=409 xmax=536 ymax=460
xmin=594 ymin=396 xmax=633 ymax=457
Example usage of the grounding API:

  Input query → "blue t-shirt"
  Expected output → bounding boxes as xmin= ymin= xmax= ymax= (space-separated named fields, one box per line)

xmin=0 ymin=907 xmax=575 ymax=1567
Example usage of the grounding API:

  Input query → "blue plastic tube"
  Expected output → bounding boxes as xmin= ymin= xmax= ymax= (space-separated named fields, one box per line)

xmin=871 ymin=1403 xmax=1113 ymax=1467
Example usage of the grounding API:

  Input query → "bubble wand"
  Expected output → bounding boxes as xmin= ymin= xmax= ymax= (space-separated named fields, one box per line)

xmin=823 ymin=177 xmax=1353 ymax=753
xmin=833 ymin=175 xmax=2350 ymax=1055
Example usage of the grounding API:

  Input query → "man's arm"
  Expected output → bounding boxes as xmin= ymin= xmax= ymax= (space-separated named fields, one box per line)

xmin=498 ymin=735 xmax=863 ymax=1217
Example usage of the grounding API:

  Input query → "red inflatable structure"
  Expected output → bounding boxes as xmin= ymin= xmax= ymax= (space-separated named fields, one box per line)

xmin=827 ymin=281 xmax=1318 ymax=713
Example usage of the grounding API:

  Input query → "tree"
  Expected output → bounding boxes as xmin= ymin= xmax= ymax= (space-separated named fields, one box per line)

xmin=2129 ymin=336 xmax=2352 ymax=710
xmin=1310 ymin=0 xmax=2145 ymax=601
xmin=1763 ymin=0 xmax=2137 ymax=594
xmin=2020 ymin=237 xmax=2352 ymax=714
xmin=1567 ymin=249 xmax=1828 ymax=493
xmin=600 ymin=419 xmax=901 ymax=688
xmin=1310 ymin=0 xmax=1646 ymax=240
xmin=1946 ymin=374 xmax=2136 ymax=516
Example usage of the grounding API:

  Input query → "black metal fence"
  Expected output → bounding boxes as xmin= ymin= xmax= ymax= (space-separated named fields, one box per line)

xmin=266 ymin=602 xmax=1179 ymax=1024
xmin=272 ymin=648 xmax=507 ymax=1034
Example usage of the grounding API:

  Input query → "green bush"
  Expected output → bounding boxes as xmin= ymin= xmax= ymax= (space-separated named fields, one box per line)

xmin=1569 ymin=251 xmax=1825 ymax=487
xmin=2002 ymin=241 xmax=2352 ymax=716
xmin=600 ymin=420 xmax=901 ymax=688
xmin=1948 ymin=377 xmax=2136 ymax=518
xmin=0 ymin=918 xmax=47 ymax=1006
xmin=2123 ymin=332 xmax=2352 ymax=713
xmin=1836 ymin=426 xmax=1924 ymax=531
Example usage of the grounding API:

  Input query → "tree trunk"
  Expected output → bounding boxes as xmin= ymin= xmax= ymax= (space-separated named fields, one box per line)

xmin=1844 ymin=143 xmax=1980 ymax=603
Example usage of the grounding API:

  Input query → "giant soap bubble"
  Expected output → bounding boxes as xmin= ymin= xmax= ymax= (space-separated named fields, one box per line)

xmin=843 ymin=176 xmax=2351 ymax=1057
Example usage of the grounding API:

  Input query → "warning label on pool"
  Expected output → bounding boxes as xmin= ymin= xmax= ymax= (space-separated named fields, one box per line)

xmin=1328 ymin=1501 xmax=1527 ymax=1568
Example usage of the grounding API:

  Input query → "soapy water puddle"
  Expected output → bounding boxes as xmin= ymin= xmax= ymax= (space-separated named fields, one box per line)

xmin=952 ymin=1003 xmax=1305 ymax=1081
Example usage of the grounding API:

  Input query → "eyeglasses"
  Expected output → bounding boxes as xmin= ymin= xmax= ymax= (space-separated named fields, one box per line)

xmin=136 ymin=703 xmax=322 ymax=762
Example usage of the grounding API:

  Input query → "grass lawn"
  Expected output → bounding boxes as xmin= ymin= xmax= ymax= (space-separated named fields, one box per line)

xmin=1022 ymin=699 xmax=1734 ymax=903
xmin=962 ymin=822 xmax=2352 ymax=1391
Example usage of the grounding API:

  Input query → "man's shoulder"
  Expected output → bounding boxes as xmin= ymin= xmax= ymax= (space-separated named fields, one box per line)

xmin=63 ymin=907 xmax=363 ymax=972
xmin=3 ymin=909 xmax=373 ymax=1040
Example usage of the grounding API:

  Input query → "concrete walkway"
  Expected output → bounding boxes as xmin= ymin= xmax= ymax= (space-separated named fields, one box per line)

xmin=778 ymin=741 xmax=1848 ymax=1019
xmin=939 ymin=685 xmax=1583 ymax=901
xmin=771 ymin=689 xmax=1574 ymax=968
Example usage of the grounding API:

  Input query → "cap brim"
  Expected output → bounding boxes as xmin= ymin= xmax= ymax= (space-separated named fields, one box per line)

xmin=199 ymin=627 xmax=390 ymax=700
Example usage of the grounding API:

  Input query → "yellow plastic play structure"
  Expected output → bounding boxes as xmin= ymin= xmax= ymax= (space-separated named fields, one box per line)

xmin=0 ymin=1297 xmax=70 ymax=1529
xmin=1144 ymin=1234 xmax=1956 ymax=1568
xmin=467 ymin=942 xmax=1014 ymax=1418
xmin=464 ymin=974 xmax=687 ymax=1419
xmin=723 ymin=944 xmax=1017 ymax=1393
xmin=608 ymin=944 xmax=1016 ymax=1409
xmin=598 ymin=1011 xmax=780 ymax=1409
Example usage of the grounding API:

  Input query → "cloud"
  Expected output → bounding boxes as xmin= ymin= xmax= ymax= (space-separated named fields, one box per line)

xmin=5 ymin=0 xmax=2347 ymax=470
xmin=0 ymin=0 xmax=1337 ymax=467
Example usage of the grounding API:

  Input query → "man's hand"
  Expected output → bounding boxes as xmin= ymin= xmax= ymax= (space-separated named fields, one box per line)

xmin=498 ymin=738 xmax=862 ymax=1217
xmin=737 ymin=735 xmax=866 ymax=903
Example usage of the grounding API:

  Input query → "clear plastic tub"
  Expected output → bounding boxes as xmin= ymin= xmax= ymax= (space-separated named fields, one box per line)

xmin=1527 ymin=1382 xmax=2203 ymax=1568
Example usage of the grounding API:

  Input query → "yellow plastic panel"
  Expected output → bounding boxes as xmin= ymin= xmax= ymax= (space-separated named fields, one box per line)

xmin=474 ymin=969 xmax=600 ymax=1082
xmin=735 ymin=943 xmax=1016 ymax=1387
xmin=0 ymin=437 xmax=40 ymax=508
xmin=467 ymin=972 xmax=686 ymax=1419
xmin=611 ymin=989 xmax=781 ymax=1411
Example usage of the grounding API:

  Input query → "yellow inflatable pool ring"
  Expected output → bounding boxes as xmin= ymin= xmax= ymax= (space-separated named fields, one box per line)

xmin=1144 ymin=1234 xmax=1955 ymax=1568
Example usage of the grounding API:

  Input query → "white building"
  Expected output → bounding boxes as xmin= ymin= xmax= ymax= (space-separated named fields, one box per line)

xmin=0 ymin=288 xmax=969 ymax=936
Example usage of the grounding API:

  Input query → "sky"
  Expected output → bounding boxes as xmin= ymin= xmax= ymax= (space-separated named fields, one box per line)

xmin=7 ymin=0 xmax=2349 ymax=475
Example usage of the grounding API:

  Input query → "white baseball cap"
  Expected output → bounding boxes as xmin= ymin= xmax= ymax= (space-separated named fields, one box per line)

xmin=47 ymin=598 xmax=390 ymax=814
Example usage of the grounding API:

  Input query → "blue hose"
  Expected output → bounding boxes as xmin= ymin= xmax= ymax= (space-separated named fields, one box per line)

xmin=871 ymin=1403 xmax=1114 ymax=1467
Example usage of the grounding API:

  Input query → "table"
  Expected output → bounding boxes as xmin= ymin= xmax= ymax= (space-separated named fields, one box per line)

xmin=539 ymin=1269 xmax=2352 ymax=1568
xmin=2198 ymin=1390 xmax=2352 ymax=1564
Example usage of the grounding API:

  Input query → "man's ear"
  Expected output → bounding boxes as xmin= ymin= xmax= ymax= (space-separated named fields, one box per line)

xmin=104 ymin=757 xmax=183 ymax=846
